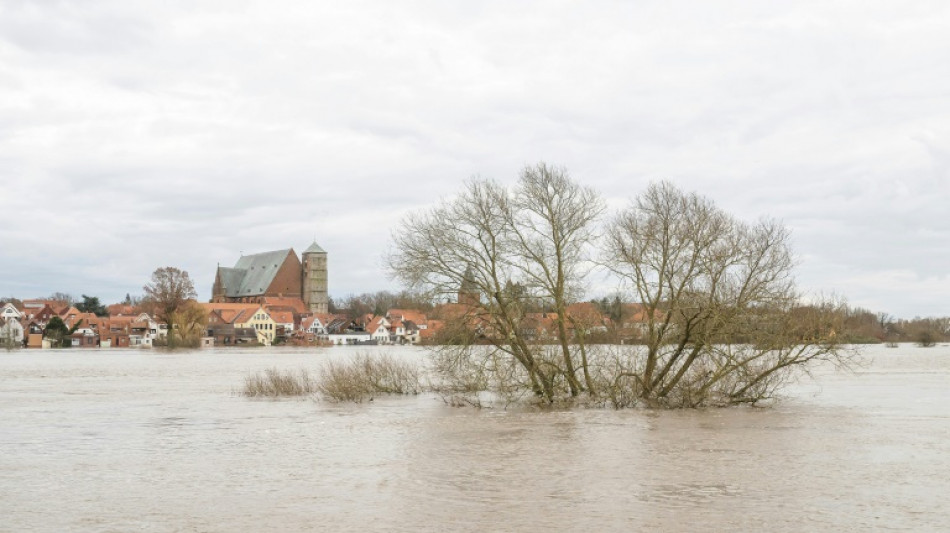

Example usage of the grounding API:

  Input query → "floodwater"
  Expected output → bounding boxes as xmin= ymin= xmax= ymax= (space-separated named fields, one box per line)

xmin=1 ymin=345 xmax=947 ymax=532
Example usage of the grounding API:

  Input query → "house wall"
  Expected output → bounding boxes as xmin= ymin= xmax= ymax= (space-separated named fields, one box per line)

xmin=328 ymin=333 xmax=372 ymax=345
xmin=1 ymin=320 xmax=24 ymax=344
xmin=236 ymin=310 xmax=277 ymax=346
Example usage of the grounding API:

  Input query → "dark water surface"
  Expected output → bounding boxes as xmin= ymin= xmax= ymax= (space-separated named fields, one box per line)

xmin=1 ymin=345 xmax=947 ymax=532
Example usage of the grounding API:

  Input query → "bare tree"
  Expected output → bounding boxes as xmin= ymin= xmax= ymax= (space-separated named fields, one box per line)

xmin=507 ymin=163 xmax=605 ymax=395
xmin=389 ymin=176 xmax=558 ymax=400
xmin=604 ymin=182 xmax=852 ymax=407
xmin=143 ymin=267 xmax=197 ymax=342
xmin=389 ymin=166 xmax=604 ymax=403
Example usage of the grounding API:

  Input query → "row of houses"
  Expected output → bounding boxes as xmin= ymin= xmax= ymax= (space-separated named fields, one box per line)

xmin=0 ymin=297 xmax=431 ymax=348
xmin=1 ymin=300 xmax=167 ymax=348
xmin=201 ymin=300 xmax=433 ymax=346
xmin=1 ymin=294 xmax=656 ymax=349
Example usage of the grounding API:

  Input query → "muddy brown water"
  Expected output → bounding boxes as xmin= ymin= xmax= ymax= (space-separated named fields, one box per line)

xmin=1 ymin=345 xmax=947 ymax=532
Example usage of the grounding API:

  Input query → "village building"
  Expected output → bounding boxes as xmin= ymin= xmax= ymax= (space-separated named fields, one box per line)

xmin=202 ymin=302 xmax=277 ymax=346
xmin=0 ymin=317 xmax=25 ymax=346
xmin=210 ymin=243 xmax=329 ymax=314
xmin=365 ymin=315 xmax=391 ymax=344
xmin=300 ymin=313 xmax=336 ymax=338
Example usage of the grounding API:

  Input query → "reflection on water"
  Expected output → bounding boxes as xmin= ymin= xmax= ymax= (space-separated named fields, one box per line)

xmin=1 ymin=345 xmax=947 ymax=531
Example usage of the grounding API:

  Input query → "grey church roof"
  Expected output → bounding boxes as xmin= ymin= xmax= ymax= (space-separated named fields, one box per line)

xmin=217 ymin=268 xmax=247 ymax=296
xmin=221 ymin=249 xmax=293 ymax=297
xmin=303 ymin=242 xmax=326 ymax=254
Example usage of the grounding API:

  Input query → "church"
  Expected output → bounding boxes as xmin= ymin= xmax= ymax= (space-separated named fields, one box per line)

xmin=210 ymin=242 xmax=329 ymax=314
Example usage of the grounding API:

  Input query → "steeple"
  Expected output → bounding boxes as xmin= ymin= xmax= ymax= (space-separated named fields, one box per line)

xmin=458 ymin=266 xmax=480 ymax=306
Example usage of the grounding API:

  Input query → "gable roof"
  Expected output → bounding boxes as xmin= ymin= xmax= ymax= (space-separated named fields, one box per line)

xmin=1 ymin=303 xmax=22 ymax=318
xmin=219 ymin=249 xmax=296 ymax=298
xmin=59 ymin=306 xmax=82 ymax=318
xmin=300 ymin=313 xmax=336 ymax=331
xmin=366 ymin=316 xmax=388 ymax=334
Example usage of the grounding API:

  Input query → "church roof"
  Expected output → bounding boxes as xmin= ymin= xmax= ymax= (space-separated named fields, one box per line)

xmin=217 ymin=267 xmax=247 ymax=296
xmin=221 ymin=249 xmax=294 ymax=297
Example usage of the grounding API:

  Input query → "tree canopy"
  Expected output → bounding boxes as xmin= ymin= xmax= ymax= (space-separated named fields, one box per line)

xmin=76 ymin=295 xmax=108 ymax=316
xmin=143 ymin=267 xmax=196 ymax=321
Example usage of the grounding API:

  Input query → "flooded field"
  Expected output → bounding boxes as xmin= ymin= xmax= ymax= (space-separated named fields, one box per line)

xmin=1 ymin=344 xmax=947 ymax=532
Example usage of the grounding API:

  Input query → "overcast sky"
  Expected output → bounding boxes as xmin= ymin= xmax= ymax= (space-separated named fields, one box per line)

xmin=1 ymin=0 xmax=948 ymax=318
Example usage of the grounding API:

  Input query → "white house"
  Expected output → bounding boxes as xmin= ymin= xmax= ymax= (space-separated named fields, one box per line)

xmin=301 ymin=313 xmax=336 ymax=338
xmin=128 ymin=313 xmax=162 ymax=347
xmin=0 ymin=317 xmax=24 ymax=346
xmin=302 ymin=316 xmax=325 ymax=336
xmin=365 ymin=316 xmax=391 ymax=344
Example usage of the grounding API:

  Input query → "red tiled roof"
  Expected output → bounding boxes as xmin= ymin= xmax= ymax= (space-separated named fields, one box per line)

xmin=269 ymin=310 xmax=295 ymax=325
xmin=261 ymin=297 xmax=307 ymax=314
xmin=201 ymin=303 xmax=265 ymax=325
xmin=387 ymin=309 xmax=428 ymax=325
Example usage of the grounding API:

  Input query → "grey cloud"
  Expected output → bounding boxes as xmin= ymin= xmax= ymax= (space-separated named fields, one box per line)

xmin=2 ymin=0 xmax=949 ymax=317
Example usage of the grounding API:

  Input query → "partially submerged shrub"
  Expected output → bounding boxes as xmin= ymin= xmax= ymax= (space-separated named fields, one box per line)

xmin=427 ymin=344 xmax=535 ymax=408
xmin=917 ymin=331 xmax=937 ymax=347
xmin=243 ymin=368 xmax=316 ymax=397
xmin=318 ymin=353 xmax=422 ymax=403
xmin=427 ymin=343 xmax=859 ymax=409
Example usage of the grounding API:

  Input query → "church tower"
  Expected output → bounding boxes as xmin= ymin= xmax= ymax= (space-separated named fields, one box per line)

xmin=458 ymin=266 xmax=480 ymax=306
xmin=302 ymin=242 xmax=329 ymax=314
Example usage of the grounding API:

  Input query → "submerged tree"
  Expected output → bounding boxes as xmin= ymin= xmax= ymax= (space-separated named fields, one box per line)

xmin=391 ymin=169 xmax=853 ymax=408
xmin=603 ymin=181 xmax=851 ymax=407
xmin=389 ymin=165 xmax=604 ymax=402
xmin=509 ymin=163 xmax=605 ymax=395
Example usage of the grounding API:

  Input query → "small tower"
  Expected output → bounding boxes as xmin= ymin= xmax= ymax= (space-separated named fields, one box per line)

xmin=302 ymin=241 xmax=329 ymax=314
